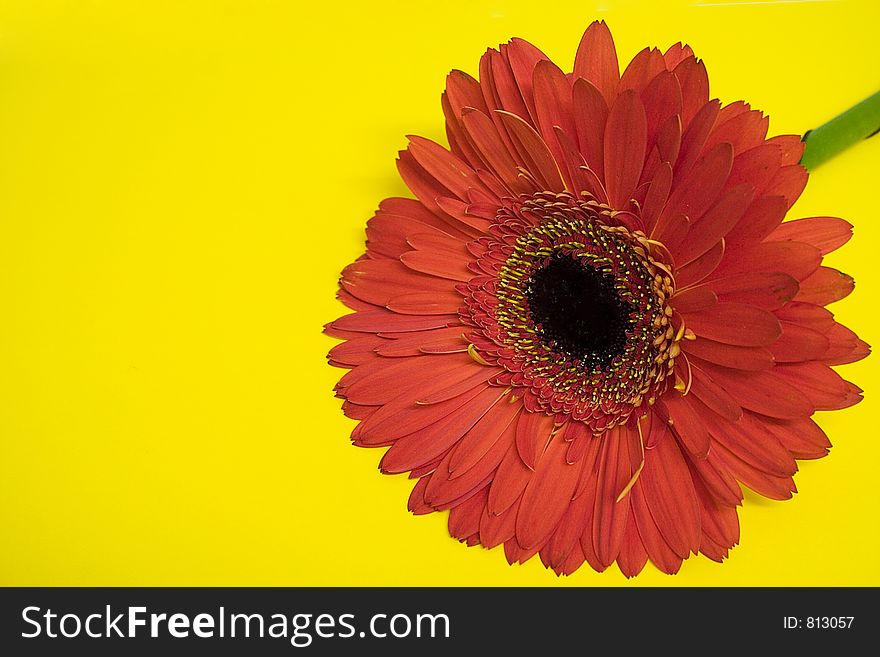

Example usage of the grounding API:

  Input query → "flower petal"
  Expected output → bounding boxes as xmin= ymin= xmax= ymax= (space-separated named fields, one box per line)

xmin=515 ymin=410 xmax=555 ymax=470
xmin=682 ymin=337 xmax=774 ymax=371
xmin=770 ymin=322 xmax=830 ymax=363
xmin=713 ymin=241 xmax=821 ymax=281
xmin=674 ymin=182 xmax=752 ymax=266
xmin=794 ymin=267 xmax=854 ymax=306
xmin=604 ymin=89 xmax=648 ymax=208
xmin=681 ymin=302 xmax=781 ymax=347
xmin=640 ymin=426 xmax=702 ymax=558
xmin=774 ymin=362 xmax=862 ymax=410
xmin=616 ymin=502 xmax=649 ymax=578
xmin=708 ymin=271 xmax=799 ymax=311
xmin=591 ymin=426 xmax=635 ymax=567
xmin=516 ymin=424 xmax=586 ymax=550
xmin=672 ymin=56 xmax=709 ymax=127
xmin=768 ymin=216 xmax=852 ymax=255
xmin=380 ymin=387 xmax=507 ymax=473
xmin=573 ymin=20 xmax=619 ymax=105
xmin=572 ymin=77 xmax=608 ymax=177
xmin=688 ymin=359 xmax=815 ymax=419
xmin=495 ymin=109 xmax=566 ymax=191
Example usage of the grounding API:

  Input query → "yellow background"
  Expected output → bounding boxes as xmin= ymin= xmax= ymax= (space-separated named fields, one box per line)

xmin=0 ymin=0 xmax=878 ymax=586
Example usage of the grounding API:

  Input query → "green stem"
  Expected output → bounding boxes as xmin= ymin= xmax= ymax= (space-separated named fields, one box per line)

xmin=801 ymin=90 xmax=880 ymax=170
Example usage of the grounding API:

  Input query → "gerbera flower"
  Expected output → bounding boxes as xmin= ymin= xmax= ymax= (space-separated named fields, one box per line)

xmin=325 ymin=21 xmax=868 ymax=576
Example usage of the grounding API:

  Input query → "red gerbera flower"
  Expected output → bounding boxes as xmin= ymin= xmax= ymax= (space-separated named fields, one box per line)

xmin=325 ymin=21 xmax=869 ymax=576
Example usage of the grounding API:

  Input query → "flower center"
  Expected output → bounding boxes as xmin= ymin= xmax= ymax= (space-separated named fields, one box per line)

xmin=462 ymin=192 xmax=685 ymax=431
xmin=526 ymin=253 xmax=635 ymax=370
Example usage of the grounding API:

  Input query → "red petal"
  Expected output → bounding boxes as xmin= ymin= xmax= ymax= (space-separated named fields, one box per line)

xmin=340 ymin=353 xmax=470 ymax=405
xmin=482 ymin=47 xmax=530 ymax=118
xmin=774 ymin=362 xmax=862 ymax=410
xmin=591 ymin=426 xmax=634 ymax=567
xmin=652 ymin=212 xmax=689 ymax=253
xmin=640 ymin=427 xmax=702 ymax=558
xmin=681 ymin=302 xmax=781 ymax=347
xmin=532 ymin=60 xmax=577 ymax=181
xmin=822 ymin=323 xmax=870 ymax=366
xmin=767 ymin=134 xmax=805 ymax=165
xmin=573 ymin=20 xmax=619 ymax=105
xmin=516 ymin=426 xmax=585 ymax=549
xmin=672 ymin=57 xmax=709 ymax=127
xmin=689 ymin=364 xmax=743 ymax=422
xmin=400 ymin=251 xmax=472 ymax=282
xmin=448 ymin=487 xmax=488 ymax=540
xmin=406 ymin=135 xmax=482 ymax=201
xmin=708 ymin=271 xmax=799 ymax=311
xmin=685 ymin=447 xmax=743 ymax=507
xmin=543 ymin=470 xmax=596 ymax=570
xmin=386 ymin=290 xmax=463 ymax=315
xmin=619 ymin=47 xmax=666 ymax=94
xmin=604 ymin=90 xmax=648 ymax=208
xmin=443 ymin=92 xmax=486 ymax=170
xmin=769 ymin=216 xmax=852 ymax=255
xmin=706 ymin=412 xmax=798 ymax=477
xmin=396 ymin=149 xmax=453 ymax=211
xmin=660 ymin=143 xmax=734 ymax=237
xmin=515 ymin=410 xmax=555 ymax=470
xmin=616 ymin=503 xmax=649 ymax=578
xmin=672 ymin=286 xmax=717 ymax=314
xmin=641 ymin=71 xmax=683 ymax=157
xmin=661 ymin=393 xmax=711 ymax=457
xmin=425 ymin=404 xmax=519 ymax=507
xmin=794 ymin=267 xmax=854 ymax=306
xmin=447 ymin=398 xmax=521 ymax=476
xmin=711 ymin=439 xmax=796 ymax=500
xmin=329 ymin=309 xmax=457 ymax=334
xmin=640 ymin=162 xmax=672 ymax=231
xmin=407 ymin=476 xmax=433 ymax=515
xmin=675 ymin=238 xmax=724 ymax=289
xmin=445 ymin=68 xmax=487 ymax=114
xmin=655 ymin=114 xmax=682 ymax=166
xmin=460 ymin=108 xmax=531 ymax=194
xmin=706 ymin=104 xmax=769 ymax=155
xmin=342 ymin=400 xmax=378 ymax=421
xmin=674 ymin=182 xmax=752 ymax=266
xmin=503 ymin=38 xmax=550 ymax=126
xmin=380 ymin=387 xmax=506 ymax=473
xmin=495 ymin=109 xmax=565 ymax=191
xmin=353 ymin=382 xmax=489 ymax=446
xmin=663 ymin=43 xmax=694 ymax=69
xmin=694 ymin=478 xmax=740 ymax=561
xmin=689 ymin=359 xmax=815 ymax=419
xmin=713 ymin=241 xmax=821 ymax=281
xmin=342 ymin=258 xmax=453 ymax=306
xmin=775 ymin=301 xmax=834 ymax=331
xmin=725 ymin=195 xmax=789 ymax=248
xmin=765 ymin=164 xmax=808 ymax=209
xmin=375 ymin=326 xmax=468 ymax=357
xmin=673 ymin=99 xmax=720 ymax=182
xmin=726 ymin=143 xmax=782 ymax=194
xmin=770 ymin=322 xmax=830 ymax=362
xmin=630 ymin=479 xmax=683 ymax=574
xmin=488 ymin=443 xmax=532 ymax=515
xmin=328 ymin=336 xmax=384 ymax=367
xmin=572 ymin=77 xmax=608 ymax=177
xmin=479 ymin=498 xmax=518 ymax=548
xmin=763 ymin=417 xmax=831 ymax=460
xmin=682 ymin=337 xmax=774 ymax=371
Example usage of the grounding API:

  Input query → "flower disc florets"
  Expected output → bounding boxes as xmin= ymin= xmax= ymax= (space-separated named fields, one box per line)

xmin=462 ymin=192 xmax=683 ymax=431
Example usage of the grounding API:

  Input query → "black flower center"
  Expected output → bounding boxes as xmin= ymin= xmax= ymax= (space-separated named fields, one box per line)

xmin=526 ymin=254 xmax=635 ymax=369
